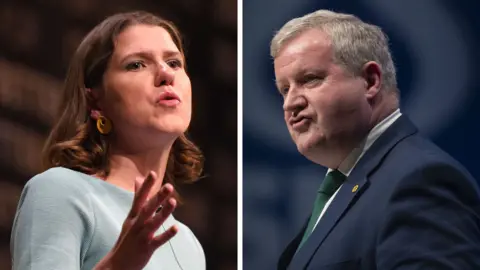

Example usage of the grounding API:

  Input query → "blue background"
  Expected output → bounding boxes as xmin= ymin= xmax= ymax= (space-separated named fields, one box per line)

xmin=243 ymin=0 xmax=480 ymax=269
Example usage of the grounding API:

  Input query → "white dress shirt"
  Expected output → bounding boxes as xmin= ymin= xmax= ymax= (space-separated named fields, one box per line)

xmin=312 ymin=109 xmax=402 ymax=230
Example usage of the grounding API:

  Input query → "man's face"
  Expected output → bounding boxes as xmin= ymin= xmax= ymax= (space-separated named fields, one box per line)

xmin=274 ymin=28 xmax=373 ymax=166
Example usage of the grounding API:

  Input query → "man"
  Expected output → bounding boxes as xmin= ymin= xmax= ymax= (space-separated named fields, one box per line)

xmin=272 ymin=9 xmax=480 ymax=269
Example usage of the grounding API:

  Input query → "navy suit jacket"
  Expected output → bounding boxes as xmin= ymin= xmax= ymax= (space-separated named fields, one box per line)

xmin=278 ymin=115 xmax=480 ymax=270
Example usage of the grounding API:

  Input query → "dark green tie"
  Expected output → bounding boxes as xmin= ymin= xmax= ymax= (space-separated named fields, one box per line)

xmin=297 ymin=170 xmax=346 ymax=249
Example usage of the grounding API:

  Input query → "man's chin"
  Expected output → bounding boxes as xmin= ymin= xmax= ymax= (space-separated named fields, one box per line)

xmin=295 ymin=135 xmax=325 ymax=162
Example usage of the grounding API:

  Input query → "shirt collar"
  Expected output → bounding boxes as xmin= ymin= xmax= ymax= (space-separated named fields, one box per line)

xmin=328 ymin=109 xmax=402 ymax=176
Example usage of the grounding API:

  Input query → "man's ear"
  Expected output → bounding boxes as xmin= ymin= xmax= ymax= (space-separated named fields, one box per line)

xmin=361 ymin=61 xmax=382 ymax=100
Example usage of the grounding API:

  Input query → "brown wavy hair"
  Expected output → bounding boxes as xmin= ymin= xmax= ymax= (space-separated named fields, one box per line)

xmin=42 ymin=11 xmax=204 ymax=197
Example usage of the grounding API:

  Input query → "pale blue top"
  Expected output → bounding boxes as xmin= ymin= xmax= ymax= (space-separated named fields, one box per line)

xmin=10 ymin=167 xmax=206 ymax=270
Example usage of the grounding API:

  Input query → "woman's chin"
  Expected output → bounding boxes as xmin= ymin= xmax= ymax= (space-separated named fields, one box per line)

xmin=151 ymin=122 xmax=189 ymax=135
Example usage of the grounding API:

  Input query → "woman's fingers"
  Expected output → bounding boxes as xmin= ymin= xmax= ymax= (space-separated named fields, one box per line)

xmin=150 ymin=225 xmax=179 ymax=250
xmin=125 ymin=172 xmax=179 ymax=252
xmin=134 ymin=177 xmax=141 ymax=193
xmin=128 ymin=171 xmax=156 ymax=218
xmin=139 ymin=183 xmax=175 ymax=221
xmin=142 ymin=197 xmax=177 ymax=234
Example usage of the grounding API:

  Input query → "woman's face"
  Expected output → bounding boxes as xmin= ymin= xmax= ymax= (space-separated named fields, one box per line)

xmin=95 ymin=24 xmax=191 ymax=148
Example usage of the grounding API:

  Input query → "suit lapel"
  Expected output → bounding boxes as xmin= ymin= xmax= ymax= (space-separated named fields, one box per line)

xmin=278 ymin=221 xmax=308 ymax=270
xmin=288 ymin=174 xmax=368 ymax=269
xmin=287 ymin=115 xmax=418 ymax=269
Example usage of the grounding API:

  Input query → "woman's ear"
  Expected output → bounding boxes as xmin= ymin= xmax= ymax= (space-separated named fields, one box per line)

xmin=85 ymin=87 xmax=103 ymax=111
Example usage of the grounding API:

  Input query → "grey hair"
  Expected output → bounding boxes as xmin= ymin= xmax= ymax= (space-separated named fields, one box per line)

xmin=271 ymin=10 xmax=398 ymax=94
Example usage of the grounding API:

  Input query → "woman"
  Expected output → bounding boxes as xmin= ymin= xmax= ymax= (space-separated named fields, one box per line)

xmin=10 ymin=11 xmax=205 ymax=270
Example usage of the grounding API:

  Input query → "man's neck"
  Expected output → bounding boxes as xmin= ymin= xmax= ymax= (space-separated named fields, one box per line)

xmin=332 ymin=93 xmax=400 ymax=174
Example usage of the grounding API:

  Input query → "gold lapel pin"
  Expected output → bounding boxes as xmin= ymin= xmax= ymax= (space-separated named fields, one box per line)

xmin=352 ymin=185 xmax=359 ymax=193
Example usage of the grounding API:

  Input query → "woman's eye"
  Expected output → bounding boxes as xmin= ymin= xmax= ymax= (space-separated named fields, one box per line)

xmin=167 ymin=59 xmax=183 ymax=69
xmin=125 ymin=61 xmax=145 ymax=71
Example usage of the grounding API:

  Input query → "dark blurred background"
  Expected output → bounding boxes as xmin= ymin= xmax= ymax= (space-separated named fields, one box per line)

xmin=0 ymin=0 xmax=237 ymax=269
xmin=243 ymin=0 xmax=480 ymax=269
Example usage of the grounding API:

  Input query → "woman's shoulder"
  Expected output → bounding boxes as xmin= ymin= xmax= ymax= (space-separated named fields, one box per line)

xmin=24 ymin=167 xmax=92 ymax=197
xmin=16 ymin=167 xmax=96 ymax=222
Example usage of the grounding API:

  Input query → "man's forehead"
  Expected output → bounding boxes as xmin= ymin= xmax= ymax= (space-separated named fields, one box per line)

xmin=276 ymin=28 xmax=331 ymax=58
xmin=274 ymin=34 xmax=332 ymax=74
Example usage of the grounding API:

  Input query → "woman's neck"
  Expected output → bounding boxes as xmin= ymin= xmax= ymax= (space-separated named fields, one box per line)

xmin=105 ymin=143 xmax=173 ymax=198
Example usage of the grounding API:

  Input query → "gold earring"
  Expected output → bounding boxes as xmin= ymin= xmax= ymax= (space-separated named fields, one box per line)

xmin=96 ymin=116 xmax=112 ymax=135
